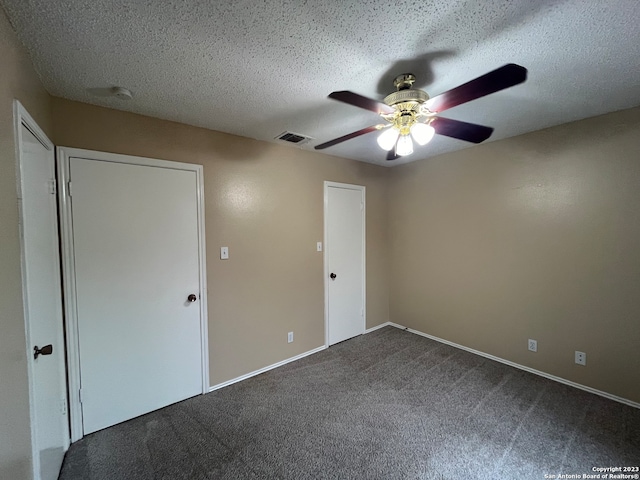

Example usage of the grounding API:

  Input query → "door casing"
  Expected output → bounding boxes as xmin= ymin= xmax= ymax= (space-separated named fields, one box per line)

xmin=323 ymin=181 xmax=366 ymax=347
xmin=57 ymin=147 xmax=209 ymax=442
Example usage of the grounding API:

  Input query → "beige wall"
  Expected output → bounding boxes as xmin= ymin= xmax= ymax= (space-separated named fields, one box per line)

xmin=0 ymin=9 xmax=52 ymax=480
xmin=389 ymin=106 xmax=640 ymax=403
xmin=51 ymin=98 xmax=390 ymax=385
xmin=47 ymin=98 xmax=640 ymax=404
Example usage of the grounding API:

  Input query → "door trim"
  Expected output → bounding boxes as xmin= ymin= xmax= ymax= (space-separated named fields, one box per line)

xmin=323 ymin=181 xmax=366 ymax=347
xmin=57 ymin=147 xmax=209 ymax=442
xmin=14 ymin=100 xmax=68 ymax=480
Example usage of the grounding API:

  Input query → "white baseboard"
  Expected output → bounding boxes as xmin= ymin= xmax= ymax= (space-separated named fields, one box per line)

xmin=209 ymin=324 xmax=392 ymax=392
xmin=388 ymin=322 xmax=640 ymax=409
xmin=208 ymin=322 xmax=638 ymax=409
xmin=364 ymin=321 xmax=392 ymax=334
xmin=209 ymin=345 xmax=326 ymax=392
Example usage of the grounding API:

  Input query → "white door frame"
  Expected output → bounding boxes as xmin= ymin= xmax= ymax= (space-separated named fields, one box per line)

xmin=323 ymin=181 xmax=366 ymax=347
xmin=57 ymin=147 xmax=209 ymax=442
xmin=14 ymin=100 xmax=68 ymax=480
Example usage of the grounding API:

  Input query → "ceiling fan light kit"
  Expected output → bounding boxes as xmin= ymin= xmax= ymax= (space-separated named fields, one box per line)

xmin=315 ymin=64 xmax=528 ymax=161
xmin=376 ymin=73 xmax=435 ymax=156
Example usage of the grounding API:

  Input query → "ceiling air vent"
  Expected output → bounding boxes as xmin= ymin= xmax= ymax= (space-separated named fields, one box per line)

xmin=275 ymin=131 xmax=313 ymax=145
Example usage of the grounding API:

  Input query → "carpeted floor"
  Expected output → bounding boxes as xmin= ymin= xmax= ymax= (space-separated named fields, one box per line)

xmin=58 ymin=327 xmax=640 ymax=480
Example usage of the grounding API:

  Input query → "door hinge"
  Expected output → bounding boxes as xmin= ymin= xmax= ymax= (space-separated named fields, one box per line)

xmin=49 ymin=179 xmax=57 ymax=195
xmin=360 ymin=203 xmax=364 ymax=211
xmin=361 ymin=308 xmax=364 ymax=316
xmin=78 ymin=388 xmax=83 ymax=404
xmin=67 ymin=180 xmax=72 ymax=197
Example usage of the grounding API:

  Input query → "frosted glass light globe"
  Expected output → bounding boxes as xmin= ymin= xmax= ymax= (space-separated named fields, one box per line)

xmin=410 ymin=122 xmax=435 ymax=145
xmin=396 ymin=134 xmax=414 ymax=156
xmin=377 ymin=127 xmax=399 ymax=151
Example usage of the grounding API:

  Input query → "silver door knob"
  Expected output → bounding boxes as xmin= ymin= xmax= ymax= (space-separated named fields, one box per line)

xmin=187 ymin=294 xmax=197 ymax=302
xmin=329 ymin=273 xmax=337 ymax=280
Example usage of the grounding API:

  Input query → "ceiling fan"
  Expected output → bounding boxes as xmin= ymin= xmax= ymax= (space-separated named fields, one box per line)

xmin=315 ymin=64 xmax=527 ymax=161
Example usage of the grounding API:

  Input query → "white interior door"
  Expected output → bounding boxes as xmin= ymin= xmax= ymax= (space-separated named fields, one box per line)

xmin=325 ymin=182 xmax=365 ymax=345
xmin=17 ymin=115 xmax=68 ymax=480
xmin=69 ymin=157 xmax=204 ymax=434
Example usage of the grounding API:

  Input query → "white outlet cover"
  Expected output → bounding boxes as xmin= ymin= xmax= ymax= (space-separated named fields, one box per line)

xmin=528 ymin=339 xmax=537 ymax=352
xmin=575 ymin=351 xmax=586 ymax=366
xmin=220 ymin=246 xmax=229 ymax=260
xmin=287 ymin=332 xmax=293 ymax=343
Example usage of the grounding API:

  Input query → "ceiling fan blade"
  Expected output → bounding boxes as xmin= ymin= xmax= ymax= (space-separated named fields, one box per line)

xmin=314 ymin=125 xmax=382 ymax=150
xmin=425 ymin=64 xmax=527 ymax=113
xmin=431 ymin=117 xmax=494 ymax=143
xmin=386 ymin=149 xmax=401 ymax=161
xmin=329 ymin=91 xmax=395 ymax=115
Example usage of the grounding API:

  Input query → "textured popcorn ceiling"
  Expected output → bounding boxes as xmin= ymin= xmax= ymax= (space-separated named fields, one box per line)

xmin=2 ymin=0 xmax=639 ymax=166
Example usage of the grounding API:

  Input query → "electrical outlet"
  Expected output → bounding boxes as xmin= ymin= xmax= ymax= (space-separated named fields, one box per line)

xmin=287 ymin=332 xmax=293 ymax=343
xmin=528 ymin=339 xmax=537 ymax=352
xmin=220 ymin=247 xmax=229 ymax=260
xmin=575 ymin=351 xmax=586 ymax=366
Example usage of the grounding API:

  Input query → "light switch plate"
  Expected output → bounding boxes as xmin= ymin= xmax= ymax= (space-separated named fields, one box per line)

xmin=317 ymin=242 xmax=322 ymax=252
xmin=220 ymin=246 xmax=229 ymax=260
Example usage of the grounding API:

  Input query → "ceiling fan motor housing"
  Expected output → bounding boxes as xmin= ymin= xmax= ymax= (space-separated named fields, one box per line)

xmin=384 ymin=74 xmax=432 ymax=134
xmin=385 ymin=73 xmax=430 ymax=107
xmin=383 ymin=88 xmax=429 ymax=107
xmin=384 ymin=74 xmax=431 ymax=133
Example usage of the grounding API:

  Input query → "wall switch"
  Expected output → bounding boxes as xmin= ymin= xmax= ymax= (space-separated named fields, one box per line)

xmin=528 ymin=339 xmax=537 ymax=352
xmin=220 ymin=247 xmax=229 ymax=260
xmin=287 ymin=332 xmax=293 ymax=343
xmin=575 ymin=351 xmax=586 ymax=366
xmin=317 ymin=242 xmax=322 ymax=252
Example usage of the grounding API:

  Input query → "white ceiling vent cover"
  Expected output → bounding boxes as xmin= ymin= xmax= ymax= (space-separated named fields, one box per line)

xmin=275 ymin=131 xmax=313 ymax=145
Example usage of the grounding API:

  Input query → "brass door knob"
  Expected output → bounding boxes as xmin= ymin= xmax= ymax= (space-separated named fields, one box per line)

xmin=187 ymin=294 xmax=197 ymax=303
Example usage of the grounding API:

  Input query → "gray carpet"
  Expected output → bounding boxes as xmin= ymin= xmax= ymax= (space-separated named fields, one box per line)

xmin=58 ymin=327 xmax=640 ymax=480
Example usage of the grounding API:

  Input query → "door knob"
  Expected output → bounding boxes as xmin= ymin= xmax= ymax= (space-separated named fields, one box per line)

xmin=329 ymin=273 xmax=337 ymax=280
xmin=34 ymin=344 xmax=53 ymax=359
xmin=187 ymin=294 xmax=197 ymax=303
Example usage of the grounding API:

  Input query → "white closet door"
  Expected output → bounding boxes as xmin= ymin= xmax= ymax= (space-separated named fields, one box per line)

xmin=70 ymin=157 xmax=203 ymax=434
xmin=326 ymin=183 xmax=365 ymax=345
